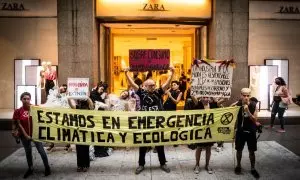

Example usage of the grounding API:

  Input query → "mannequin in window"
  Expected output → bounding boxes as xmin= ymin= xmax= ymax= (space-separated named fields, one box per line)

xmin=44 ymin=61 xmax=57 ymax=97
xmin=39 ymin=61 xmax=47 ymax=104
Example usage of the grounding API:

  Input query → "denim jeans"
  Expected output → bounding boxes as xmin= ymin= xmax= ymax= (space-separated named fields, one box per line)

xmin=270 ymin=101 xmax=286 ymax=129
xmin=20 ymin=136 xmax=50 ymax=169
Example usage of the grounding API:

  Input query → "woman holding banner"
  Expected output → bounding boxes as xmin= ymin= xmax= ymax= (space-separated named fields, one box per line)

xmin=68 ymin=97 xmax=94 ymax=172
xmin=12 ymin=92 xmax=51 ymax=178
xmin=190 ymin=96 xmax=220 ymax=174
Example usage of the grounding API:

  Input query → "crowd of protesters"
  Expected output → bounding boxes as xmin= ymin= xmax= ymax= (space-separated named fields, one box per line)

xmin=12 ymin=66 xmax=290 ymax=179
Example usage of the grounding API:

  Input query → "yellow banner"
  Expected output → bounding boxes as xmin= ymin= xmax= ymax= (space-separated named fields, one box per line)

xmin=31 ymin=106 xmax=240 ymax=147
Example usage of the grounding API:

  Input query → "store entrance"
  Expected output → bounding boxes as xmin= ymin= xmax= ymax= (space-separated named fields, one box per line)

xmin=101 ymin=23 xmax=206 ymax=95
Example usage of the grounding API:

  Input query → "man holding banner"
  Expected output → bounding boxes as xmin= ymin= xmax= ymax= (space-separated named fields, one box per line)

xmin=125 ymin=66 xmax=174 ymax=175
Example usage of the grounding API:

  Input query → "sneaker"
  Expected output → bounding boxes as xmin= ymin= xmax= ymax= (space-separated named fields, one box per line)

xmin=77 ymin=167 xmax=82 ymax=172
xmin=160 ymin=164 xmax=171 ymax=173
xmin=23 ymin=168 xmax=33 ymax=179
xmin=44 ymin=167 xmax=51 ymax=176
xmin=153 ymin=148 xmax=157 ymax=153
xmin=216 ymin=147 xmax=221 ymax=152
xmin=194 ymin=165 xmax=200 ymax=174
xmin=135 ymin=166 xmax=144 ymax=174
xmin=277 ymin=129 xmax=286 ymax=133
xmin=265 ymin=126 xmax=274 ymax=130
xmin=47 ymin=144 xmax=54 ymax=151
xmin=82 ymin=167 xmax=88 ymax=172
xmin=205 ymin=166 xmax=213 ymax=174
xmin=251 ymin=169 xmax=260 ymax=179
xmin=234 ymin=166 xmax=241 ymax=175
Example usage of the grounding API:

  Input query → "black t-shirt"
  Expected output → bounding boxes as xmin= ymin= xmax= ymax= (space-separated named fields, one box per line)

xmin=90 ymin=90 xmax=105 ymax=103
xmin=136 ymin=88 xmax=164 ymax=111
xmin=236 ymin=100 xmax=257 ymax=132
xmin=163 ymin=89 xmax=181 ymax=110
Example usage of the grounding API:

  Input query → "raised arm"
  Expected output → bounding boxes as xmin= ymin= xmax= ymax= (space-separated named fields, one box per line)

xmin=125 ymin=69 xmax=139 ymax=91
xmin=191 ymin=95 xmax=199 ymax=106
xmin=161 ymin=66 xmax=175 ymax=91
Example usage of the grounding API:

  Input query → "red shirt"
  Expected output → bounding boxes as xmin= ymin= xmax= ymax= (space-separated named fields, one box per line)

xmin=45 ymin=69 xmax=57 ymax=80
xmin=13 ymin=106 xmax=32 ymax=136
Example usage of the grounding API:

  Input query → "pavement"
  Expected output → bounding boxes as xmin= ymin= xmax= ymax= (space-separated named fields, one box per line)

xmin=1 ymin=125 xmax=300 ymax=180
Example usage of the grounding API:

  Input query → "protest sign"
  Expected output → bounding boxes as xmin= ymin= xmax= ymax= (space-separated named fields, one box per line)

xmin=67 ymin=78 xmax=89 ymax=99
xmin=129 ymin=49 xmax=170 ymax=71
xmin=31 ymin=106 xmax=240 ymax=147
xmin=191 ymin=62 xmax=233 ymax=98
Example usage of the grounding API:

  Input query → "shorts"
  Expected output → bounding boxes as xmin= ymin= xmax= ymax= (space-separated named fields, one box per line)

xmin=235 ymin=131 xmax=257 ymax=152
xmin=196 ymin=142 xmax=215 ymax=148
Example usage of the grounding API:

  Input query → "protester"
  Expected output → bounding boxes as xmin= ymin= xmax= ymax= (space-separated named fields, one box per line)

xmin=125 ymin=66 xmax=174 ymax=175
xmin=46 ymin=84 xmax=71 ymax=152
xmin=232 ymin=88 xmax=260 ymax=178
xmin=68 ymin=97 xmax=94 ymax=172
xmin=269 ymin=77 xmax=288 ymax=132
xmin=90 ymin=82 xmax=109 ymax=110
xmin=213 ymin=97 xmax=226 ymax=152
xmin=179 ymin=73 xmax=187 ymax=100
xmin=190 ymin=96 xmax=219 ymax=174
xmin=12 ymin=92 xmax=51 ymax=178
xmin=128 ymin=89 xmax=141 ymax=111
xmin=90 ymin=83 xmax=111 ymax=157
xmin=163 ymin=81 xmax=182 ymax=111
xmin=108 ymin=90 xmax=130 ymax=111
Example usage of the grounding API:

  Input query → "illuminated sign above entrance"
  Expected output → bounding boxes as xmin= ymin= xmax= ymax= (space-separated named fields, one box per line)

xmin=96 ymin=0 xmax=211 ymax=19
xmin=143 ymin=3 xmax=166 ymax=12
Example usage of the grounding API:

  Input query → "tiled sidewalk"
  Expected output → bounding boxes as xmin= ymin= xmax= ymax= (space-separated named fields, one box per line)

xmin=0 ymin=141 xmax=299 ymax=180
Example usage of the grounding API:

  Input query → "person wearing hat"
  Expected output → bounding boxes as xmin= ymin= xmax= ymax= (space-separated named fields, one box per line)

xmin=231 ymin=88 xmax=261 ymax=179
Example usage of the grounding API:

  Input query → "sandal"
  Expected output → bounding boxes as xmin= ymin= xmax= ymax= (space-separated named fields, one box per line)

xmin=205 ymin=166 xmax=213 ymax=174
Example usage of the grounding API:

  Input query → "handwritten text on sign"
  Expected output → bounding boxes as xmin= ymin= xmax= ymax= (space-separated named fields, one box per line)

xmin=67 ymin=78 xmax=89 ymax=99
xmin=129 ymin=49 xmax=170 ymax=71
xmin=191 ymin=63 xmax=233 ymax=98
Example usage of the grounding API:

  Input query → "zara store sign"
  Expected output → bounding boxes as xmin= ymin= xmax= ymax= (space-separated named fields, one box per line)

xmin=0 ymin=0 xmax=56 ymax=17
xmin=250 ymin=1 xmax=300 ymax=19
xmin=1 ymin=2 xmax=27 ymax=11
xmin=142 ymin=1 xmax=166 ymax=11
xmin=277 ymin=6 xmax=300 ymax=14
xmin=96 ymin=0 xmax=211 ymax=19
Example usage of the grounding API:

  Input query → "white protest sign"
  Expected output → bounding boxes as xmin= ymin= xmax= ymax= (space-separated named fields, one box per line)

xmin=191 ymin=62 xmax=233 ymax=98
xmin=67 ymin=78 xmax=89 ymax=99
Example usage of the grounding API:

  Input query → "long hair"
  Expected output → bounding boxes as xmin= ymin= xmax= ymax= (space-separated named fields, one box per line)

xmin=276 ymin=77 xmax=286 ymax=86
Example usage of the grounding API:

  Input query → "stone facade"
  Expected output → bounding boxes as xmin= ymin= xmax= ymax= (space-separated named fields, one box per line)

xmin=209 ymin=0 xmax=249 ymax=103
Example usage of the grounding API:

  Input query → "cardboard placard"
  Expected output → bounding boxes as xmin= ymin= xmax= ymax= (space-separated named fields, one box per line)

xmin=67 ymin=78 xmax=89 ymax=99
xmin=129 ymin=49 xmax=170 ymax=71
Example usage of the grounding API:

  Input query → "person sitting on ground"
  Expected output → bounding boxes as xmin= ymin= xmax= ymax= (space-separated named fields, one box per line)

xmin=47 ymin=84 xmax=71 ymax=152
